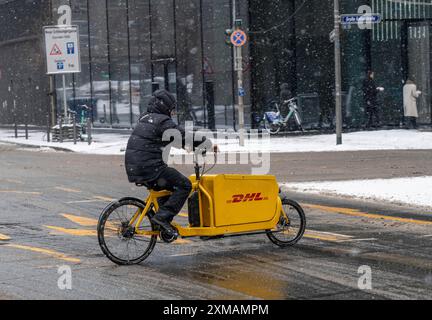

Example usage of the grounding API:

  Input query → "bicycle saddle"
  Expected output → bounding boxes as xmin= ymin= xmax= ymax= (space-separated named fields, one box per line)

xmin=135 ymin=181 xmax=166 ymax=191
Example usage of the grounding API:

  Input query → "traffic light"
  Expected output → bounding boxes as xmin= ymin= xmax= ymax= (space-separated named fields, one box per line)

xmin=225 ymin=28 xmax=234 ymax=46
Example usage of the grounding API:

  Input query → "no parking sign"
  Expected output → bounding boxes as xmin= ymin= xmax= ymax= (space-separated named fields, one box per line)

xmin=230 ymin=29 xmax=247 ymax=47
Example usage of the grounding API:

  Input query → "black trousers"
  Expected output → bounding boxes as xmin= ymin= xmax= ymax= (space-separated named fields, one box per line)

xmin=366 ymin=107 xmax=380 ymax=128
xmin=151 ymin=167 xmax=192 ymax=219
xmin=405 ymin=116 xmax=417 ymax=129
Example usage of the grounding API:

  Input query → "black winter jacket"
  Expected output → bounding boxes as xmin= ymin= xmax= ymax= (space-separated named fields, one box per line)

xmin=363 ymin=78 xmax=378 ymax=109
xmin=125 ymin=102 xmax=211 ymax=183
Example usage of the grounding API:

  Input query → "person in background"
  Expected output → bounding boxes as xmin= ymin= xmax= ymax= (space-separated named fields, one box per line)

xmin=280 ymin=83 xmax=292 ymax=102
xmin=279 ymin=83 xmax=292 ymax=116
xmin=363 ymin=71 xmax=384 ymax=129
xmin=403 ymin=79 xmax=422 ymax=129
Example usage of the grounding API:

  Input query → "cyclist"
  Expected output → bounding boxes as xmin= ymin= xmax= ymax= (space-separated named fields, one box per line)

xmin=125 ymin=89 xmax=213 ymax=237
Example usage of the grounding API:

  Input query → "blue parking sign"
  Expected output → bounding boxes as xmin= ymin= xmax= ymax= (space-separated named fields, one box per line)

xmin=66 ymin=42 xmax=75 ymax=54
xmin=238 ymin=87 xmax=245 ymax=97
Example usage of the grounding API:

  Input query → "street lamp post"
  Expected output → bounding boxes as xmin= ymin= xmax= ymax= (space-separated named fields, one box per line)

xmin=334 ymin=0 xmax=343 ymax=145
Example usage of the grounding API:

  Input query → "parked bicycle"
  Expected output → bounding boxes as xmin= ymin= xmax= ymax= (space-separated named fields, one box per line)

xmin=263 ymin=97 xmax=304 ymax=135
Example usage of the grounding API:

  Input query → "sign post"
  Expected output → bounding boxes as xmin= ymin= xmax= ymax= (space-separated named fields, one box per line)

xmin=44 ymin=24 xmax=81 ymax=123
xmin=334 ymin=0 xmax=343 ymax=145
xmin=231 ymin=27 xmax=247 ymax=146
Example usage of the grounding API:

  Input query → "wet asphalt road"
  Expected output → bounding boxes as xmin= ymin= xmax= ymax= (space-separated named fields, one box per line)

xmin=0 ymin=143 xmax=431 ymax=300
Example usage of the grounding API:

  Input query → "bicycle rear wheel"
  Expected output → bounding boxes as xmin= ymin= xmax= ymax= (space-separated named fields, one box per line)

xmin=97 ymin=198 xmax=157 ymax=265
xmin=267 ymin=197 xmax=306 ymax=247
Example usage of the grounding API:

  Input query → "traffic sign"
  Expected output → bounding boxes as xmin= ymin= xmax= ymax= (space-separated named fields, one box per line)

xmin=44 ymin=25 xmax=81 ymax=75
xmin=238 ymin=87 xmax=245 ymax=97
xmin=230 ymin=29 xmax=247 ymax=47
xmin=50 ymin=44 xmax=62 ymax=55
xmin=340 ymin=14 xmax=381 ymax=25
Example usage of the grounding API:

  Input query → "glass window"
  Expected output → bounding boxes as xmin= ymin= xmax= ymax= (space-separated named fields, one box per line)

xmin=175 ymin=0 xmax=204 ymax=126
xmin=107 ymin=0 xmax=132 ymax=128
xmin=129 ymin=0 xmax=152 ymax=122
xmin=202 ymin=0 xmax=235 ymax=129
xmin=88 ymin=0 xmax=111 ymax=127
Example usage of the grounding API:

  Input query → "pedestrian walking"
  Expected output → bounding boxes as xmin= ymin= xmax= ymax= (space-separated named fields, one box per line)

xmin=363 ymin=71 xmax=384 ymax=129
xmin=403 ymin=79 xmax=422 ymax=129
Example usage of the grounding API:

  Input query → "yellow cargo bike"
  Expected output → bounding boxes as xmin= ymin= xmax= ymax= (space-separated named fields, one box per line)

xmin=97 ymin=156 xmax=306 ymax=265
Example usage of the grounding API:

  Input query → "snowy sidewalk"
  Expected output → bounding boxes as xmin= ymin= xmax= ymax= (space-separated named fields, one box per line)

xmin=284 ymin=176 xmax=432 ymax=209
xmin=0 ymin=128 xmax=432 ymax=155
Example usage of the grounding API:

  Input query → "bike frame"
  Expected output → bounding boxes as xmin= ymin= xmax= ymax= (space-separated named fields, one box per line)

xmin=276 ymin=100 xmax=300 ymax=127
xmin=128 ymin=178 xmax=285 ymax=238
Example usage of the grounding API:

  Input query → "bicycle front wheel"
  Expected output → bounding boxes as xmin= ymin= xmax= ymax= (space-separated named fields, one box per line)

xmin=267 ymin=197 xmax=306 ymax=247
xmin=264 ymin=119 xmax=281 ymax=135
xmin=97 ymin=198 xmax=157 ymax=265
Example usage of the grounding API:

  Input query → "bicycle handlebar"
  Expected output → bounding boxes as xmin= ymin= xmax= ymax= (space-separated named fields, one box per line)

xmin=283 ymin=97 xmax=298 ymax=104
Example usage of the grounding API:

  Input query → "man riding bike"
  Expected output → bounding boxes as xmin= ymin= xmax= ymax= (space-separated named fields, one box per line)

xmin=125 ymin=89 xmax=214 ymax=237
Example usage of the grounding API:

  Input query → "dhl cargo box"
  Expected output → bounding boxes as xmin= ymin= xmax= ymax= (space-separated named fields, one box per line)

xmin=192 ymin=174 xmax=279 ymax=227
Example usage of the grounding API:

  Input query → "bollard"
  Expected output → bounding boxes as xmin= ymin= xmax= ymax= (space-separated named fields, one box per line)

xmin=59 ymin=117 xmax=63 ymax=143
xmin=205 ymin=81 xmax=215 ymax=130
xmin=46 ymin=114 xmax=51 ymax=143
xmin=14 ymin=113 xmax=18 ymax=138
xmin=87 ymin=118 xmax=92 ymax=145
xmin=152 ymin=82 xmax=160 ymax=93
xmin=25 ymin=114 xmax=28 ymax=140
xmin=72 ymin=113 xmax=77 ymax=145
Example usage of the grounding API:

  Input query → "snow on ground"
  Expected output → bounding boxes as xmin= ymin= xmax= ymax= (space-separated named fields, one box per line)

xmin=284 ymin=176 xmax=432 ymax=209
xmin=0 ymin=128 xmax=432 ymax=155
xmin=0 ymin=130 xmax=129 ymax=155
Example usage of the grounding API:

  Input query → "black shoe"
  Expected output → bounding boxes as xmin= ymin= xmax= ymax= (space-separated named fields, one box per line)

xmin=151 ymin=215 xmax=178 ymax=237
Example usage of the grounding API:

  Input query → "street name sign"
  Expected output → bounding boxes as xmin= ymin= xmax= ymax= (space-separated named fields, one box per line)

xmin=44 ymin=25 xmax=81 ymax=75
xmin=340 ymin=14 xmax=382 ymax=25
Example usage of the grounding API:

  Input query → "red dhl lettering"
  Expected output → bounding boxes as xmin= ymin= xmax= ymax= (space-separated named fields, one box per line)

xmin=227 ymin=193 xmax=267 ymax=204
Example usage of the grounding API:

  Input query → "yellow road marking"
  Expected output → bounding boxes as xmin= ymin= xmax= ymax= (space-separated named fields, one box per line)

xmin=0 ymin=190 xmax=41 ymax=195
xmin=55 ymin=187 xmax=81 ymax=193
xmin=45 ymin=225 xmax=97 ymax=237
xmin=303 ymin=203 xmax=432 ymax=226
xmin=61 ymin=213 xmax=98 ymax=227
xmin=5 ymin=244 xmax=80 ymax=263
xmin=0 ymin=233 xmax=11 ymax=241
xmin=174 ymin=238 xmax=192 ymax=244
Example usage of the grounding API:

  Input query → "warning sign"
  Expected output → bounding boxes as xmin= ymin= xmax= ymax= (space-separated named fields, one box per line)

xmin=44 ymin=25 xmax=81 ymax=75
xmin=50 ymin=44 xmax=62 ymax=56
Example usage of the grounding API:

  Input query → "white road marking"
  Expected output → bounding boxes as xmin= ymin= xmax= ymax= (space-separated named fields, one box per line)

xmin=337 ymin=238 xmax=377 ymax=243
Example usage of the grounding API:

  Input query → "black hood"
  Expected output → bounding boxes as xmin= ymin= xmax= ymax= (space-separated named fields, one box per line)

xmin=280 ymin=83 xmax=290 ymax=91
xmin=147 ymin=89 xmax=177 ymax=116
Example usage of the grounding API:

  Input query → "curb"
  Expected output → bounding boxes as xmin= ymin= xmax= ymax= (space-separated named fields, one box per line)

xmin=0 ymin=140 xmax=75 ymax=153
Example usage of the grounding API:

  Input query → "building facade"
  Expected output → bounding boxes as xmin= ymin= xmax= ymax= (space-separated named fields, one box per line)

xmin=0 ymin=0 xmax=431 ymax=129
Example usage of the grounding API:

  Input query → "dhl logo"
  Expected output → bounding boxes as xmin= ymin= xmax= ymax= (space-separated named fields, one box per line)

xmin=227 ymin=193 xmax=269 ymax=204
